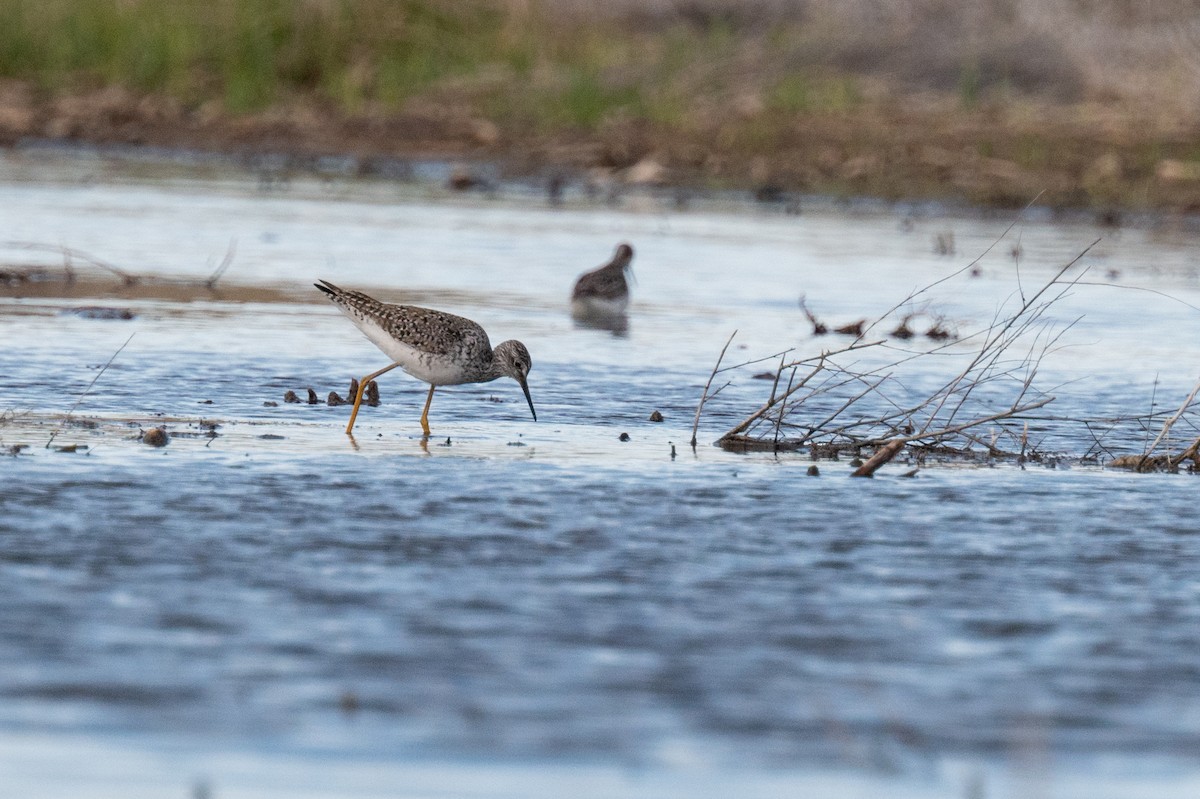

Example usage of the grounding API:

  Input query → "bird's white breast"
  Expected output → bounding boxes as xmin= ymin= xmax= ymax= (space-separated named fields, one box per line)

xmin=572 ymin=295 xmax=629 ymax=317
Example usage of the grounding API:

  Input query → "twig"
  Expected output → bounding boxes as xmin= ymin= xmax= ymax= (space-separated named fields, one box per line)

xmin=1171 ymin=435 xmax=1200 ymax=469
xmin=205 ymin=238 xmax=238 ymax=289
xmin=1137 ymin=377 xmax=1200 ymax=472
xmin=6 ymin=241 xmax=138 ymax=285
xmin=718 ymin=356 xmax=827 ymax=442
xmin=851 ymin=439 xmax=906 ymax=477
xmin=771 ymin=365 xmax=797 ymax=451
xmin=900 ymin=396 xmax=1055 ymax=445
xmin=45 ymin=333 xmax=136 ymax=449
xmin=917 ymin=239 xmax=1097 ymax=436
xmin=1074 ymin=282 xmax=1200 ymax=314
xmin=691 ymin=330 xmax=736 ymax=447
xmin=716 ymin=347 xmax=795 ymax=375
xmin=1143 ymin=376 xmax=1160 ymax=453
xmin=861 ymin=190 xmax=1045 ymax=340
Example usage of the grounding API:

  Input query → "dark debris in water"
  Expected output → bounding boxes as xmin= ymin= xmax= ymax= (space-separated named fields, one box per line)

xmin=649 ymin=410 xmax=664 ymax=422
xmin=717 ymin=435 xmax=805 ymax=453
xmin=60 ymin=306 xmax=136 ymax=320
xmin=141 ymin=426 xmax=169 ymax=447
xmin=279 ymin=379 xmax=379 ymax=407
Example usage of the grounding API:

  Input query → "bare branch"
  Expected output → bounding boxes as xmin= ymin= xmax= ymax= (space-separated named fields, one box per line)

xmin=205 ymin=238 xmax=238 ymax=289
xmin=46 ymin=333 xmax=136 ymax=449
xmin=1138 ymin=377 xmax=1200 ymax=472
xmin=691 ymin=330 xmax=737 ymax=448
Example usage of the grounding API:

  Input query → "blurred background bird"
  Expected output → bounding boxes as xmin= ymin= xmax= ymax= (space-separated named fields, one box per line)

xmin=571 ymin=242 xmax=634 ymax=321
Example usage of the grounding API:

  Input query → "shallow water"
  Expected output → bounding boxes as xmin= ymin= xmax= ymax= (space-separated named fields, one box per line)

xmin=2 ymin=150 xmax=1200 ymax=797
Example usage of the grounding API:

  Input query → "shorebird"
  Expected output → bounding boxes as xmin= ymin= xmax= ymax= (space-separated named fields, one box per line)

xmin=314 ymin=280 xmax=535 ymax=436
xmin=571 ymin=243 xmax=634 ymax=318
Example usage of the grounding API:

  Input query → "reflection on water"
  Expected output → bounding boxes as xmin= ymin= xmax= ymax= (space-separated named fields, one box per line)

xmin=1 ymin=152 xmax=1199 ymax=796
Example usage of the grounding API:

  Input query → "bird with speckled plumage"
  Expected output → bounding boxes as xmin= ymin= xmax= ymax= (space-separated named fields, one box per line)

xmin=571 ymin=243 xmax=634 ymax=319
xmin=314 ymin=280 xmax=535 ymax=436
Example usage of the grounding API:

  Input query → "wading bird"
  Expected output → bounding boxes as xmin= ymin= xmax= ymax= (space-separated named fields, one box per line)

xmin=315 ymin=280 xmax=535 ymax=436
xmin=571 ymin=242 xmax=634 ymax=319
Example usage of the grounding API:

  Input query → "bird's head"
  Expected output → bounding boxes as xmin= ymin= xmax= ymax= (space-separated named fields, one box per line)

xmin=493 ymin=339 xmax=536 ymax=422
xmin=614 ymin=243 xmax=634 ymax=269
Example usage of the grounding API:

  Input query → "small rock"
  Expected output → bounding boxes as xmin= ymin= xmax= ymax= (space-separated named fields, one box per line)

xmin=306 ymin=388 xmax=319 ymax=404
xmin=365 ymin=380 xmax=380 ymax=407
xmin=327 ymin=391 xmax=346 ymax=406
xmin=263 ymin=401 xmax=278 ymax=407
xmin=283 ymin=390 xmax=300 ymax=403
xmin=619 ymin=432 xmax=631 ymax=442
xmin=623 ymin=157 xmax=666 ymax=186
xmin=806 ymin=465 xmax=820 ymax=476
xmin=470 ymin=118 xmax=500 ymax=146
xmin=649 ymin=410 xmax=664 ymax=422
xmin=448 ymin=164 xmax=482 ymax=191
xmin=142 ymin=427 xmax=169 ymax=447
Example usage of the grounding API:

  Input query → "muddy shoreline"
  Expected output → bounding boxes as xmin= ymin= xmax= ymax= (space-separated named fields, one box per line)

xmin=3 ymin=83 xmax=1200 ymax=215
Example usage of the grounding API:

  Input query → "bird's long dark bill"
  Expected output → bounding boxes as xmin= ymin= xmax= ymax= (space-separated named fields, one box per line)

xmin=519 ymin=377 xmax=537 ymax=422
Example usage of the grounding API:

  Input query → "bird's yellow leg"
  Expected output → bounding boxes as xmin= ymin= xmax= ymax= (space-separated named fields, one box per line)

xmin=345 ymin=362 xmax=403 ymax=435
xmin=419 ymin=385 xmax=435 ymax=437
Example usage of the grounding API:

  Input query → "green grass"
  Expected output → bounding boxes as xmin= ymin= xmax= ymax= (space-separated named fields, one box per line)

xmin=768 ymin=73 xmax=863 ymax=114
xmin=0 ymin=0 xmax=536 ymax=111
xmin=0 ymin=0 xmax=854 ymax=129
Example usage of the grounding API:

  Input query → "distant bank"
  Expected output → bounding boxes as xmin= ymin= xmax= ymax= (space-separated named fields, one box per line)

xmin=1 ymin=0 xmax=1197 ymax=212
